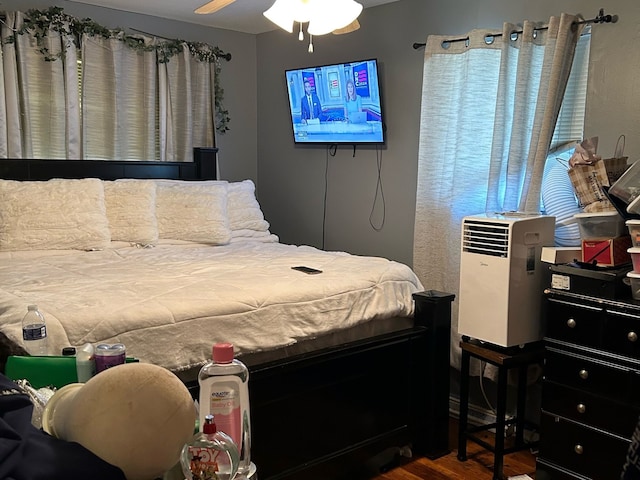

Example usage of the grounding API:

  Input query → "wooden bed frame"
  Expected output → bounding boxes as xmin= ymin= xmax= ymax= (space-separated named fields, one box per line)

xmin=0 ymin=150 xmax=453 ymax=480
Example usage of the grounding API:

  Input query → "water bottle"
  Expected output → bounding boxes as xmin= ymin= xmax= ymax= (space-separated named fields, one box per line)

xmin=22 ymin=305 xmax=48 ymax=355
xmin=198 ymin=343 xmax=254 ymax=477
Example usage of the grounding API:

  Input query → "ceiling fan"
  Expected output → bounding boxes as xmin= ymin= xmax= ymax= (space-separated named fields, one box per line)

xmin=194 ymin=0 xmax=361 ymax=34
xmin=194 ymin=0 xmax=235 ymax=15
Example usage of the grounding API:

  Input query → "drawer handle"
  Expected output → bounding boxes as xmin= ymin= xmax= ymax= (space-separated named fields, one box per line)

xmin=629 ymin=331 xmax=638 ymax=343
xmin=574 ymin=444 xmax=584 ymax=455
xmin=577 ymin=403 xmax=586 ymax=414
xmin=567 ymin=318 xmax=577 ymax=328
xmin=579 ymin=369 xmax=589 ymax=380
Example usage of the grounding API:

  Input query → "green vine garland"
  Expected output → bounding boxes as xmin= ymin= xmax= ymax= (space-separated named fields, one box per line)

xmin=4 ymin=6 xmax=231 ymax=133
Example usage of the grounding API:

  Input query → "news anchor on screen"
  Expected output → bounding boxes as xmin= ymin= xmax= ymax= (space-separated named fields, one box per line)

xmin=301 ymin=81 xmax=322 ymax=123
xmin=343 ymin=79 xmax=363 ymax=121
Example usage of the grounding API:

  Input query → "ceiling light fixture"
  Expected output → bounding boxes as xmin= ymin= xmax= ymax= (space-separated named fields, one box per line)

xmin=263 ymin=0 xmax=363 ymax=52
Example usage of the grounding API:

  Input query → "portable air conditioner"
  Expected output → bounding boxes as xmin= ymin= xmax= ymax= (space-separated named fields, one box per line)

xmin=458 ymin=213 xmax=555 ymax=348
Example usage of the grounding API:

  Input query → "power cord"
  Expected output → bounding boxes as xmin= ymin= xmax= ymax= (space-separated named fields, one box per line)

xmin=479 ymin=361 xmax=496 ymax=415
xmin=323 ymin=144 xmax=386 ymax=250
xmin=480 ymin=361 xmax=518 ymax=438
xmin=369 ymin=145 xmax=386 ymax=231
xmin=322 ymin=145 xmax=337 ymax=250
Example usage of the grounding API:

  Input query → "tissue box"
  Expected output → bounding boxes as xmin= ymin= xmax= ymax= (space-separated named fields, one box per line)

xmin=581 ymin=236 xmax=632 ymax=266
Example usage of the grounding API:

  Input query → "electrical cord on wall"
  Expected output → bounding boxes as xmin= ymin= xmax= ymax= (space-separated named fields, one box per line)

xmin=322 ymin=144 xmax=386 ymax=249
xmin=322 ymin=144 xmax=338 ymax=250
xmin=369 ymin=145 xmax=386 ymax=231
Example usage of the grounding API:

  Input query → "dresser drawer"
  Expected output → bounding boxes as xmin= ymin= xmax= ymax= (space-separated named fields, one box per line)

xmin=539 ymin=413 xmax=630 ymax=480
xmin=545 ymin=298 xmax=603 ymax=348
xmin=536 ymin=457 xmax=586 ymax=480
xmin=542 ymin=381 xmax=639 ymax=438
xmin=604 ymin=309 xmax=640 ymax=359
xmin=545 ymin=348 xmax=634 ymax=400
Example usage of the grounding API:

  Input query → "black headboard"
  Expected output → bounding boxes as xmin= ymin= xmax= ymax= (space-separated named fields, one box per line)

xmin=0 ymin=147 xmax=218 ymax=181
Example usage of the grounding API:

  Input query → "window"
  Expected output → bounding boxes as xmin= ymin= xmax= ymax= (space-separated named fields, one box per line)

xmin=541 ymin=31 xmax=591 ymax=246
xmin=551 ymin=29 xmax=591 ymax=149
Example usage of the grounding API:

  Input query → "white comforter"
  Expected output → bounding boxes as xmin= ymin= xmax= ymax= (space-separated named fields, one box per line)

xmin=0 ymin=241 xmax=423 ymax=372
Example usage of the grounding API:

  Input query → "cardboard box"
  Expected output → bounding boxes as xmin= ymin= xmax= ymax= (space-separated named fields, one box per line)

xmin=581 ymin=235 xmax=632 ymax=267
xmin=541 ymin=246 xmax=581 ymax=265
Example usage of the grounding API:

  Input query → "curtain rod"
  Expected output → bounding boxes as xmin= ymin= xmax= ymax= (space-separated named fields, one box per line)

xmin=0 ymin=14 xmax=232 ymax=61
xmin=412 ymin=8 xmax=617 ymax=50
xmin=129 ymin=27 xmax=232 ymax=61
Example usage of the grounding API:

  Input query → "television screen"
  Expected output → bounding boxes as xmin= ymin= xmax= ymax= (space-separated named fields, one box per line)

xmin=285 ymin=58 xmax=385 ymax=145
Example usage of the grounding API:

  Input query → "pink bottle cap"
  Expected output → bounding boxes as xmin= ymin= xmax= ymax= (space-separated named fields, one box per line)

xmin=212 ymin=342 xmax=234 ymax=363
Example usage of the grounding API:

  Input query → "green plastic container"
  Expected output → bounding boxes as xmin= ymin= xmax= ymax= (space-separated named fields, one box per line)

xmin=5 ymin=355 xmax=138 ymax=389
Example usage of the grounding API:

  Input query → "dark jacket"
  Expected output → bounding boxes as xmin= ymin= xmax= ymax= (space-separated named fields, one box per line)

xmin=300 ymin=92 xmax=322 ymax=121
xmin=0 ymin=373 xmax=126 ymax=480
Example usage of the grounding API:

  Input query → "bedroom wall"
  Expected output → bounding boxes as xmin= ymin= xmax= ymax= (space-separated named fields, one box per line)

xmin=5 ymin=0 xmax=640 ymax=273
xmin=256 ymin=0 xmax=640 ymax=270
xmin=2 ymin=0 xmax=259 ymax=184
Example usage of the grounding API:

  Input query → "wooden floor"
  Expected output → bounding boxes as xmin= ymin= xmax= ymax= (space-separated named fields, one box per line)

xmin=371 ymin=418 xmax=537 ymax=480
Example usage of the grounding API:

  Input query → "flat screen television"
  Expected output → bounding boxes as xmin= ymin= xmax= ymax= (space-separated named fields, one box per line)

xmin=285 ymin=58 xmax=385 ymax=145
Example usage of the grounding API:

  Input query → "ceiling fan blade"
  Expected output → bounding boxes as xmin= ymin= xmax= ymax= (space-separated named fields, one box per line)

xmin=332 ymin=19 xmax=360 ymax=35
xmin=195 ymin=0 xmax=236 ymax=15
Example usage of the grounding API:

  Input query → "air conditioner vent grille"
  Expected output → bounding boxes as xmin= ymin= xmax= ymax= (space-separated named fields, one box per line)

xmin=462 ymin=220 xmax=510 ymax=257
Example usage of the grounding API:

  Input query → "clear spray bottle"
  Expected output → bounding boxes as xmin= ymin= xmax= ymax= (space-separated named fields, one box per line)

xmin=181 ymin=414 xmax=240 ymax=480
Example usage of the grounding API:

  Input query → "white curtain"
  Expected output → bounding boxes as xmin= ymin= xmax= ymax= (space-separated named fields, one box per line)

xmin=189 ymin=57 xmax=217 ymax=155
xmin=158 ymin=44 xmax=216 ymax=162
xmin=412 ymin=14 xmax=583 ymax=369
xmin=0 ymin=11 xmax=80 ymax=159
xmin=0 ymin=9 xmax=220 ymax=161
xmin=81 ymin=34 xmax=158 ymax=161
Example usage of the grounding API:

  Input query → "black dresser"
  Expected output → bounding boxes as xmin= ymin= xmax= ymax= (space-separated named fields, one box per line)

xmin=537 ymin=285 xmax=640 ymax=479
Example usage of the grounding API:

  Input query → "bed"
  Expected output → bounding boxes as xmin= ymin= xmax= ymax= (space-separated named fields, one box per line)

xmin=0 ymin=150 xmax=453 ymax=480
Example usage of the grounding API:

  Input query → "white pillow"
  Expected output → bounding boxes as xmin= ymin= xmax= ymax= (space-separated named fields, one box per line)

xmin=0 ymin=178 xmax=111 ymax=251
xmin=155 ymin=180 xmax=231 ymax=245
xmin=227 ymin=180 xmax=270 ymax=232
xmin=229 ymin=230 xmax=279 ymax=244
xmin=103 ymin=180 xmax=158 ymax=245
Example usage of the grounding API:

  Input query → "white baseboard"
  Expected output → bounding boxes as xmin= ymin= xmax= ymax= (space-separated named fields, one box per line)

xmin=449 ymin=394 xmax=539 ymax=443
xmin=449 ymin=394 xmax=498 ymax=426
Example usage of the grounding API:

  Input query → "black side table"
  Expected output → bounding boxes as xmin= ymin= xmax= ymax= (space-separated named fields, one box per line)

xmin=457 ymin=337 xmax=544 ymax=480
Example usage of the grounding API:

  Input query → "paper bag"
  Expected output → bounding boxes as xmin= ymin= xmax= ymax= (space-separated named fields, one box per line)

xmin=568 ymin=158 xmax=625 ymax=212
xmin=567 ymin=136 xmax=629 ymax=212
